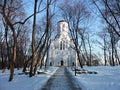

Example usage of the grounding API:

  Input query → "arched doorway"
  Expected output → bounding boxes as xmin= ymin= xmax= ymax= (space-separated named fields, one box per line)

xmin=61 ymin=60 xmax=64 ymax=66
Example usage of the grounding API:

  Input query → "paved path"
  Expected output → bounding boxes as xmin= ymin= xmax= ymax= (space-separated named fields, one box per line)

xmin=40 ymin=67 xmax=81 ymax=90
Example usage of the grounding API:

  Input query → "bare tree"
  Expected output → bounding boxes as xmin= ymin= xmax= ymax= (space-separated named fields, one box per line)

xmin=97 ymin=29 xmax=109 ymax=66
xmin=93 ymin=0 xmax=120 ymax=66
xmin=107 ymin=25 xmax=120 ymax=66
xmin=93 ymin=0 xmax=120 ymax=37
xmin=0 ymin=0 xmax=27 ymax=81
xmin=87 ymin=33 xmax=92 ymax=66
xmin=16 ymin=24 xmax=30 ymax=69
xmin=29 ymin=0 xmax=38 ymax=77
xmin=60 ymin=0 xmax=90 ymax=68
xmin=33 ymin=0 xmax=56 ymax=75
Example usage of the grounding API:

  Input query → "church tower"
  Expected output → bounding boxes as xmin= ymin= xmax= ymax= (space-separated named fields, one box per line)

xmin=58 ymin=20 xmax=69 ymax=37
xmin=48 ymin=20 xmax=76 ymax=66
xmin=57 ymin=20 xmax=70 ymax=50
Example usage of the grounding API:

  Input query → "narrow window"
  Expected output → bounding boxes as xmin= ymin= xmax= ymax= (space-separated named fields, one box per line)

xmin=66 ymin=42 xmax=67 ymax=48
xmin=62 ymin=24 xmax=65 ymax=31
xmin=63 ymin=41 xmax=65 ymax=50
xmin=60 ymin=41 xmax=62 ymax=50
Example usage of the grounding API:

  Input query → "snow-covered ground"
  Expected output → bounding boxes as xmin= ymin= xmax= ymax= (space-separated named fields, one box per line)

xmin=68 ymin=66 xmax=120 ymax=90
xmin=0 ymin=66 xmax=120 ymax=90
xmin=0 ymin=67 xmax=59 ymax=90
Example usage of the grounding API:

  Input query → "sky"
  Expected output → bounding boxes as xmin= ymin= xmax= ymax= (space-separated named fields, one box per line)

xmin=22 ymin=0 xmax=104 ymax=56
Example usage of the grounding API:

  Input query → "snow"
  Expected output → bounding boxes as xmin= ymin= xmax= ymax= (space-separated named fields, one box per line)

xmin=0 ymin=67 xmax=59 ymax=90
xmin=0 ymin=66 xmax=120 ymax=90
xmin=68 ymin=66 xmax=120 ymax=90
xmin=41 ymin=67 xmax=81 ymax=90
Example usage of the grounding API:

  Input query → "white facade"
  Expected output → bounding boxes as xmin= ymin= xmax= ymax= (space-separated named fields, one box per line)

xmin=48 ymin=20 xmax=76 ymax=66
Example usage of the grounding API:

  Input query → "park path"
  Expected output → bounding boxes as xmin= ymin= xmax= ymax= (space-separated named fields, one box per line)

xmin=40 ymin=67 xmax=81 ymax=90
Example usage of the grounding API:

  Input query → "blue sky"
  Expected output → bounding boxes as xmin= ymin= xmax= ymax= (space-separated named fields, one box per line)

xmin=22 ymin=0 xmax=103 ymax=56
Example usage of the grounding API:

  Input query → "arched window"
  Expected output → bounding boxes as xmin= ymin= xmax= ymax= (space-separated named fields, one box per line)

xmin=63 ymin=41 xmax=65 ymax=50
xmin=62 ymin=24 xmax=65 ymax=31
xmin=60 ymin=41 xmax=62 ymax=50
xmin=60 ymin=41 xmax=66 ymax=50
xmin=66 ymin=42 xmax=68 ymax=48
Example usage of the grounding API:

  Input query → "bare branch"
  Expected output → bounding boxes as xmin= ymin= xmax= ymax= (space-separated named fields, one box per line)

xmin=13 ymin=7 xmax=46 ymax=26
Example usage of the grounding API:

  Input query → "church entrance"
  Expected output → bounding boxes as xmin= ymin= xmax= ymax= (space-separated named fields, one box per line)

xmin=61 ymin=60 xmax=64 ymax=66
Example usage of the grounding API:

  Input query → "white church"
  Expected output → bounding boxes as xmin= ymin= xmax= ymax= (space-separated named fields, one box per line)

xmin=48 ymin=20 xmax=77 ymax=66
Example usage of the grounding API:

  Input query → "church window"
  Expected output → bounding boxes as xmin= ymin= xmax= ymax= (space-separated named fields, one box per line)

xmin=62 ymin=24 xmax=65 ymax=31
xmin=60 ymin=41 xmax=66 ymax=50
xmin=60 ymin=41 xmax=62 ymax=50
xmin=66 ymin=42 xmax=68 ymax=48
xmin=63 ymin=41 xmax=65 ymax=50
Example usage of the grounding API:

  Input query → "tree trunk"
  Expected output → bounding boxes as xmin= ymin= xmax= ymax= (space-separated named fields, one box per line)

xmin=104 ymin=47 xmax=107 ymax=66
xmin=104 ymin=36 xmax=107 ymax=66
xmin=115 ymin=48 xmax=120 ymax=65
xmin=9 ymin=30 xmax=17 ymax=81
xmin=33 ymin=49 xmax=42 ymax=75
xmin=111 ymin=34 xmax=115 ymax=66
xmin=74 ymin=41 xmax=83 ymax=68
xmin=29 ymin=0 xmax=37 ymax=77
xmin=45 ymin=49 xmax=49 ymax=68
xmin=9 ymin=61 xmax=14 ymax=81
xmin=88 ymin=34 xmax=92 ymax=66
xmin=77 ymin=50 xmax=83 ymax=68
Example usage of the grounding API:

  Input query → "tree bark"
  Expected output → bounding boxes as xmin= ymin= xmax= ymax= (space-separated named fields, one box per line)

xmin=103 ymin=36 xmax=107 ymax=66
xmin=29 ymin=0 xmax=37 ymax=77
xmin=2 ymin=0 xmax=17 ymax=81
xmin=9 ymin=30 xmax=17 ymax=81
xmin=74 ymin=41 xmax=83 ymax=68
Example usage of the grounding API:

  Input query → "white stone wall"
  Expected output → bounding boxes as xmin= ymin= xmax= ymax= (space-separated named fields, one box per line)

xmin=48 ymin=20 xmax=76 ymax=66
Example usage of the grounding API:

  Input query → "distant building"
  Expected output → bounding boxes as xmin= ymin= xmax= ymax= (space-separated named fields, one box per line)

xmin=48 ymin=20 xmax=76 ymax=66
